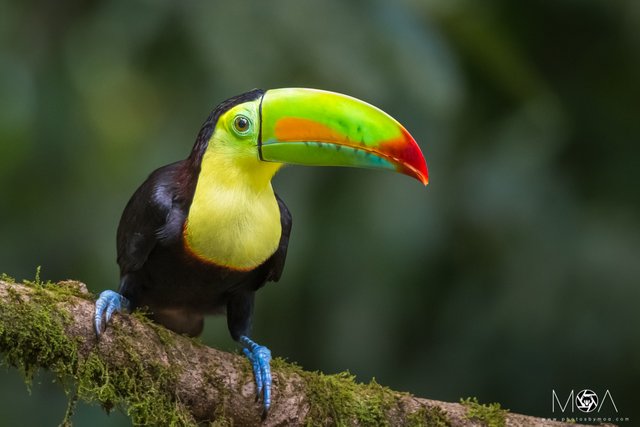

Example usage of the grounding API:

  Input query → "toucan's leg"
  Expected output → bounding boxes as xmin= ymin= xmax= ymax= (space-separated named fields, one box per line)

xmin=240 ymin=335 xmax=272 ymax=414
xmin=227 ymin=291 xmax=272 ymax=415
xmin=94 ymin=290 xmax=130 ymax=336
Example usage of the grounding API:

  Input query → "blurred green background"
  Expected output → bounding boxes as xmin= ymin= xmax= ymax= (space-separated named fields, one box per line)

xmin=1 ymin=0 xmax=639 ymax=425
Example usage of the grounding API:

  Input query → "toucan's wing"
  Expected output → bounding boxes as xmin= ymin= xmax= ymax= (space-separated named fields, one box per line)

xmin=264 ymin=193 xmax=292 ymax=283
xmin=116 ymin=161 xmax=187 ymax=274
xmin=98 ymin=161 xmax=192 ymax=334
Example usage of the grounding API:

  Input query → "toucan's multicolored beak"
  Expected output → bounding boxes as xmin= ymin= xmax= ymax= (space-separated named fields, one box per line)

xmin=258 ymin=88 xmax=428 ymax=185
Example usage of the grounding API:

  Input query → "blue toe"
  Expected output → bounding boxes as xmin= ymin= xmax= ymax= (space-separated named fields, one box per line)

xmin=240 ymin=335 xmax=272 ymax=414
xmin=94 ymin=290 xmax=129 ymax=336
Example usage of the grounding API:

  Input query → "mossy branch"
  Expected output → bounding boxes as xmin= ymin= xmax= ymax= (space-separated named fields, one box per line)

xmin=0 ymin=278 xmax=594 ymax=426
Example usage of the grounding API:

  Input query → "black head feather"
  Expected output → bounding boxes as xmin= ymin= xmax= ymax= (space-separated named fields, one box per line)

xmin=189 ymin=89 xmax=265 ymax=167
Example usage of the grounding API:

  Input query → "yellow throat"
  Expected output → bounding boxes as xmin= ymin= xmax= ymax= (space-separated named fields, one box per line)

xmin=184 ymin=140 xmax=283 ymax=270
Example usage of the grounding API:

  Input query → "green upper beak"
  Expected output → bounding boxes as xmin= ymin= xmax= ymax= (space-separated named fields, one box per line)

xmin=258 ymin=88 xmax=428 ymax=185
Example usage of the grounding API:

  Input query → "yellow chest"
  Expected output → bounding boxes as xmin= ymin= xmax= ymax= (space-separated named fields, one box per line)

xmin=183 ymin=130 xmax=284 ymax=270
xmin=184 ymin=182 xmax=282 ymax=270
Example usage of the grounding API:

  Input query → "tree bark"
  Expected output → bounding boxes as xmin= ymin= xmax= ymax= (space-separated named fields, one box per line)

xmin=0 ymin=279 xmax=604 ymax=426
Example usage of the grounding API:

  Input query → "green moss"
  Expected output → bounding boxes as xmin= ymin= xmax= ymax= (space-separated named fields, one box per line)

xmin=460 ymin=397 xmax=508 ymax=427
xmin=0 ymin=273 xmax=16 ymax=282
xmin=18 ymin=267 xmax=93 ymax=301
xmin=76 ymin=350 xmax=193 ymax=426
xmin=301 ymin=370 xmax=397 ymax=426
xmin=270 ymin=358 xmax=452 ymax=426
xmin=203 ymin=369 xmax=232 ymax=422
xmin=209 ymin=415 xmax=234 ymax=427
xmin=26 ymin=265 xmax=43 ymax=286
xmin=0 ymin=278 xmax=79 ymax=383
xmin=405 ymin=406 xmax=451 ymax=427
xmin=130 ymin=310 xmax=177 ymax=348
xmin=0 ymin=278 xmax=201 ymax=426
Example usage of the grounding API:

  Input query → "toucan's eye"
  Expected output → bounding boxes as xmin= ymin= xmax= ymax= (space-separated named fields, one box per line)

xmin=233 ymin=115 xmax=251 ymax=134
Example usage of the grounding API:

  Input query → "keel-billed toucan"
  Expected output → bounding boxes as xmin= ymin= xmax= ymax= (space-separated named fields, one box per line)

xmin=94 ymin=88 xmax=427 ymax=415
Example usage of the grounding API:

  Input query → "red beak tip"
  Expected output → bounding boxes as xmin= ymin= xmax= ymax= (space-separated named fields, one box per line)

xmin=417 ymin=171 xmax=429 ymax=186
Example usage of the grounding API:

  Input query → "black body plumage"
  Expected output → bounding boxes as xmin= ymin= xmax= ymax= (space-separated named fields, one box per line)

xmin=115 ymin=89 xmax=291 ymax=339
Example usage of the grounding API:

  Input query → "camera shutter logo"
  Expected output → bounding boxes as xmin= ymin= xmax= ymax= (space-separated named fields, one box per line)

xmin=575 ymin=389 xmax=598 ymax=413
xmin=552 ymin=389 xmax=618 ymax=414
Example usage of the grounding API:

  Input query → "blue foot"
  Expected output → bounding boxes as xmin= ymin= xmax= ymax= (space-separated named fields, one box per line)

xmin=94 ymin=290 xmax=130 ymax=336
xmin=240 ymin=335 xmax=272 ymax=415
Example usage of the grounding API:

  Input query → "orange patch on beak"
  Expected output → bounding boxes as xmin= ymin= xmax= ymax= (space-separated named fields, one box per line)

xmin=274 ymin=117 xmax=346 ymax=143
